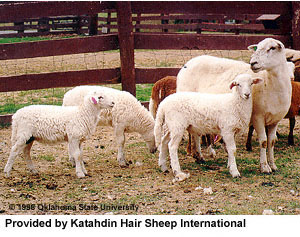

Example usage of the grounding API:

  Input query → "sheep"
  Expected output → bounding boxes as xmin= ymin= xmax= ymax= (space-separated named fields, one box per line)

xmin=4 ymin=90 xmax=114 ymax=178
xmin=149 ymin=76 xmax=217 ymax=162
xmin=63 ymin=85 xmax=156 ymax=167
xmin=246 ymin=80 xmax=300 ymax=149
xmin=149 ymin=76 xmax=177 ymax=119
xmin=176 ymin=38 xmax=292 ymax=174
xmin=155 ymin=74 xmax=263 ymax=181
xmin=285 ymin=48 xmax=300 ymax=81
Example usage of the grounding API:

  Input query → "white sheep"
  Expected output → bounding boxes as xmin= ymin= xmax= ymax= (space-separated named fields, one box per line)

xmin=4 ymin=90 xmax=114 ymax=178
xmin=155 ymin=74 xmax=263 ymax=181
xmin=63 ymin=85 xmax=156 ymax=167
xmin=176 ymin=38 xmax=292 ymax=174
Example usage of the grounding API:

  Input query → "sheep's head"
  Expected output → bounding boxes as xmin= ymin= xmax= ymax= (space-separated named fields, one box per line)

xmin=229 ymin=74 xmax=263 ymax=100
xmin=248 ymin=38 xmax=286 ymax=72
xmin=86 ymin=91 xmax=115 ymax=109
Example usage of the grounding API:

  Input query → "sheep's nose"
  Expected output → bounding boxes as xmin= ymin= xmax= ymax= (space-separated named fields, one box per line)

xmin=250 ymin=62 xmax=257 ymax=67
xmin=244 ymin=93 xmax=250 ymax=99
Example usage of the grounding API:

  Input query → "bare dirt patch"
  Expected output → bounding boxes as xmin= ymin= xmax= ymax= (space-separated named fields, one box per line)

xmin=0 ymin=118 xmax=299 ymax=215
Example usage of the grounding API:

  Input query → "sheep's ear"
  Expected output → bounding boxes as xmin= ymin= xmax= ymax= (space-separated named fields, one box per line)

xmin=91 ymin=97 xmax=98 ymax=105
xmin=248 ymin=45 xmax=257 ymax=52
xmin=229 ymin=81 xmax=237 ymax=90
xmin=275 ymin=41 xmax=284 ymax=51
xmin=251 ymin=78 xmax=263 ymax=85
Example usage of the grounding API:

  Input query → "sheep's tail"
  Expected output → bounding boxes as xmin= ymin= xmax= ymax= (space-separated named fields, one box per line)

xmin=10 ymin=115 xmax=18 ymax=145
xmin=154 ymin=106 xmax=165 ymax=147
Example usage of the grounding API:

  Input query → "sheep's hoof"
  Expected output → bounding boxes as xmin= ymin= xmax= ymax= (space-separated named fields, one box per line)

xmin=230 ymin=169 xmax=241 ymax=178
xmin=4 ymin=172 xmax=10 ymax=178
xmin=260 ymin=164 xmax=272 ymax=174
xmin=119 ymin=162 xmax=129 ymax=168
xmin=209 ymin=149 xmax=216 ymax=158
xmin=270 ymin=163 xmax=278 ymax=172
xmin=29 ymin=168 xmax=39 ymax=175
xmin=193 ymin=152 xmax=205 ymax=164
xmin=160 ymin=164 xmax=168 ymax=173
xmin=172 ymin=172 xmax=190 ymax=183
xmin=76 ymin=172 xmax=85 ymax=178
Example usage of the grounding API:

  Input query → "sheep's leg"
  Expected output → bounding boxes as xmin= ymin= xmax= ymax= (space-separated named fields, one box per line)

xmin=68 ymin=139 xmax=85 ymax=178
xmin=186 ymin=132 xmax=192 ymax=155
xmin=192 ymin=133 xmax=205 ymax=163
xmin=267 ymin=124 xmax=278 ymax=172
xmin=207 ymin=134 xmax=216 ymax=158
xmin=158 ymin=131 xmax=170 ymax=172
xmin=114 ymin=126 xmax=128 ymax=167
xmin=79 ymin=142 xmax=87 ymax=175
xmin=288 ymin=117 xmax=295 ymax=146
xmin=253 ymin=119 xmax=272 ymax=173
xmin=169 ymin=129 xmax=190 ymax=182
xmin=23 ymin=142 xmax=38 ymax=174
xmin=4 ymin=140 xmax=26 ymax=177
xmin=222 ymin=132 xmax=240 ymax=178
xmin=246 ymin=125 xmax=255 ymax=151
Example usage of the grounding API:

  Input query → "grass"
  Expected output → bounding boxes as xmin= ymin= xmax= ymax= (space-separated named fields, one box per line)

xmin=0 ymin=84 xmax=153 ymax=115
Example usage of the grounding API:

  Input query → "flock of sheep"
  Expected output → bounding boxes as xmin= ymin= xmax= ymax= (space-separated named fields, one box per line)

xmin=3 ymin=38 xmax=300 ymax=183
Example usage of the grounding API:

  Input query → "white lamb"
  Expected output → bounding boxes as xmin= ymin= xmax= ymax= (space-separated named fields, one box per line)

xmin=63 ymin=85 xmax=156 ymax=167
xmin=176 ymin=38 xmax=292 ymax=174
xmin=155 ymin=74 xmax=263 ymax=182
xmin=4 ymin=90 xmax=114 ymax=178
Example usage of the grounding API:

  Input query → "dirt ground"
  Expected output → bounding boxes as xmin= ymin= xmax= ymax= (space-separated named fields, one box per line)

xmin=0 ymin=118 xmax=300 ymax=215
xmin=0 ymin=49 xmax=300 ymax=215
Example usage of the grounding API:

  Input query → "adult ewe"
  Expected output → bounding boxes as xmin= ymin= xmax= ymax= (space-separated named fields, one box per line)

xmin=63 ymin=85 xmax=156 ymax=167
xmin=4 ymin=91 xmax=114 ymax=178
xmin=177 ymin=38 xmax=292 ymax=174
xmin=246 ymin=80 xmax=300 ymax=148
xmin=155 ymin=74 xmax=262 ymax=181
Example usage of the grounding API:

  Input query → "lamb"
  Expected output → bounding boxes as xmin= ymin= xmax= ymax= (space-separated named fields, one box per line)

xmin=63 ymin=85 xmax=156 ymax=167
xmin=149 ymin=75 xmax=217 ymax=161
xmin=176 ymin=38 xmax=292 ymax=174
xmin=155 ymin=74 xmax=263 ymax=181
xmin=4 ymin=90 xmax=114 ymax=178
xmin=246 ymin=80 xmax=300 ymax=149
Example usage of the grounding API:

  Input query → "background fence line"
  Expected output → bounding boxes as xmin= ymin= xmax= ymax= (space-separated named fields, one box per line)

xmin=1 ymin=1 xmax=300 ymax=124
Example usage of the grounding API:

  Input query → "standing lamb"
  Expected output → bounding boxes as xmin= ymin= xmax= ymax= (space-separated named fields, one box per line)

xmin=149 ymin=75 xmax=217 ymax=161
xmin=63 ymin=85 xmax=156 ymax=167
xmin=176 ymin=38 xmax=292 ymax=174
xmin=155 ymin=74 xmax=262 ymax=181
xmin=4 ymin=90 xmax=114 ymax=178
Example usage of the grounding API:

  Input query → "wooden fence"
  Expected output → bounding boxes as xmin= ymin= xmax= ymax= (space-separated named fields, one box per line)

xmin=1 ymin=1 xmax=300 ymax=124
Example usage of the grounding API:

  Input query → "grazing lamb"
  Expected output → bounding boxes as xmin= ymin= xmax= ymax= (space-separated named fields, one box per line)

xmin=63 ymin=85 xmax=156 ymax=167
xmin=4 ymin=91 xmax=114 ymax=178
xmin=177 ymin=38 xmax=292 ymax=174
xmin=155 ymin=74 xmax=263 ymax=181
xmin=246 ymin=80 xmax=300 ymax=149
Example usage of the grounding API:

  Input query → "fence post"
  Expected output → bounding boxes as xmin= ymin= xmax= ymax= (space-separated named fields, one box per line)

xmin=89 ymin=14 xmax=98 ymax=35
xmin=116 ymin=1 xmax=136 ymax=96
xmin=292 ymin=2 xmax=300 ymax=49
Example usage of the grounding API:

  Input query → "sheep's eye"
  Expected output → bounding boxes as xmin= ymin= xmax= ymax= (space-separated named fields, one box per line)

xmin=268 ymin=46 xmax=276 ymax=52
xmin=98 ymin=96 xmax=103 ymax=100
